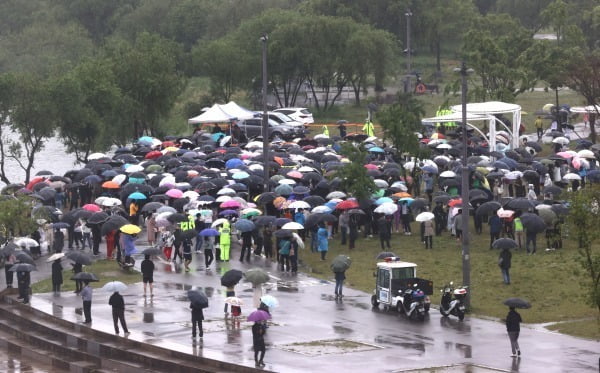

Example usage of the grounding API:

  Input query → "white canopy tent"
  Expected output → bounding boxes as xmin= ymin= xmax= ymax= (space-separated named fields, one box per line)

xmin=188 ymin=101 xmax=256 ymax=124
xmin=422 ymin=112 xmax=497 ymax=149
xmin=570 ymin=105 xmax=600 ymax=114
xmin=450 ymin=101 xmax=522 ymax=149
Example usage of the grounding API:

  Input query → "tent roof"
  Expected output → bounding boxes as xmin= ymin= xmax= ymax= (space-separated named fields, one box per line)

xmin=422 ymin=112 xmax=489 ymax=124
xmin=570 ymin=105 xmax=600 ymax=113
xmin=450 ymin=101 xmax=521 ymax=115
xmin=188 ymin=102 xmax=256 ymax=124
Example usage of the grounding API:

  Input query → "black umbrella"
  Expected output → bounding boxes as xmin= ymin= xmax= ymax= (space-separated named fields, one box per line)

xmin=274 ymin=218 xmax=292 ymax=227
xmin=303 ymin=195 xmax=326 ymax=207
xmin=304 ymin=213 xmax=337 ymax=229
xmin=375 ymin=251 xmax=398 ymax=260
xmin=409 ymin=198 xmax=429 ymax=213
xmin=520 ymin=213 xmax=547 ymax=234
xmin=543 ymin=185 xmax=563 ymax=197
xmin=469 ymin=189 xmax=489 ymax=203
xmin=141 ymin=202 xmax=164 ymax=213
xmin=87 ymin=212 xmax=109 ymax=225
xmin=100 ymin=215 xmax=130 ymax=235
xmin=15 ymin=252 xmax=35 ymax=265
xmin=221 ymin=269 xmax=243 ymax=287
xmin=141 ymin=247 xmax=161 ymax=256
xmin=492 ymin=238 xmax=518 ymax=250
xmin=66 ymin=251 xmax=93 ymax=265
xmin=51 ymin=222 xmax=71 ymax=229
xmin=74 ymin=209 xmax=94 ymax=220
xmin=331 ymin=255 xmax=352 ymax=272
xmin=476 ymin=201 xmax=502 ymax=216
xmin=504 ymin=198 xmax=536 ymax=211
xmin=254 ymin=215 xmax=276 ymax=227
xmin=348 ymin=208 xmax=365 ymax=215
xmin=274 ymin=229 xmax=293 ymax=238
xmin=244 ymin=268 xmax=270 ymax=285
xmin=188 ymin=290 xmax=208 ymax=308
xmin=433 ymin=195 xmax=452 ymax=204
xmin=0 ymin=242 xmax=20 ymax=256
xmin=9 ymin=263 xmax=37 ymax=272
xmin=503 ymin=297 xmax=531 ymax=309
xmin=167 ymin=213 xmax=187 ymax=223
xmin=550 ymin=204 xmax=569 ymax=216
xmin=71 ymin=272 xmax=99 ymax=282
xmin=180 ymin=229 xmax=198 ymax=240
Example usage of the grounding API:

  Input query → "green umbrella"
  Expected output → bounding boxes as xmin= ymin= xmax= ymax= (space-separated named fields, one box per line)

xmin=331 ymin=255 xmax=352 ymax=272
xmin=244 ymin=268 xmax=270 ymax=285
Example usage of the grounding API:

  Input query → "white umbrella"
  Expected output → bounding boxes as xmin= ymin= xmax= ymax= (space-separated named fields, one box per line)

xmin=88 ymin=152 xmax=107 ymax=160
xmin=562 ymin=173 xmax=581 ymax=181
xmin=288 ymin=201 xmax=311 ymax=209
xmin=217 ymin=187 xmax=236 ymax=196
xmin=552 ymin=137 xmax=570 ymax=145
xmin=505 ymin=171 xmax=523 ymax=180
xmin=158 ymin=175 xmax=176 ymax=187
xmin=326 ymin=191 xmax=346 ymax=199
xmin=404 ymin=161 xmax=415 ymax=171
xmin=102 ymin=281 xmax=128 ymax=293
xmin=14 ymin=237 xmax=39 ymax=248
xmin=436 ymin=143 xmax=452 ymax=149
xmin=278 ymin=179 xmax=296 ymax=185
xmin=577 ymin=149 xmax=595 ymax=159
xmin=374 ymin=202 xmax=398 ymax=215
xmin=46 ymin=252 xmax=65 ymax=262
xmin=282 ymin=222 xmax=304 ymax=230
xmin=440 ymin=171 xmax=456 ymax=178
xmin=101 ymin=197 xmax=122 ymax=207
xmin=125 ymin=164 xmax=144 ymax=173
xmin=94 ymin=196 xmax=108 ymax=206
xmin=415 ymin=212 xmax=435 ymax=222
xmin=211 ymin=218 xmax=229 ymax=228
xmin=182 ymin=191 xmax=199 ymax=200
xmin=390 ymin=181 xmax=408 ymax=192
xmin=220 ymin=135 xmax=232 ymax=147
xmin=312 ymin=206 xmax=332 ymax=214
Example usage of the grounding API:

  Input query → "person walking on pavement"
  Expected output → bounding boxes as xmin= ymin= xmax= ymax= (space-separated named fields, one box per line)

xmin=219 ymin=221 xmax=231 ymax=262
xmin=4 ymin=252 xmax=15 ymax=288
xmin=141 ymin=255 xmax=155 ymax=296
xmin=190 ymin=302 xmax=204 ymax=340
xmin=332 ymin=267 xmax=346 ymax=299
xmin=252 ymin=321 xmax=267 ymax=367
xmin=240 ymin=230 xmax=252 ymax=263
xmin=182 ymin=238 xmax=193 ymax=272
xmin=51 ymin=258 xmax=63 ymax=295
xmin=203 ymin=236 xmax=215 ymax=269
xmin=160 ymin=229 xmax=174 ymax=261
xmin=499 ymin=247 xmax=512 ymax=285
xmin=80 ymin=280 xmax=93 ymax=323
xmin=108 ymin=291 xmax=129 ymax=335
xmin=506 ymin=306 xmax=522 ymax=357
xmin=17 ymin=269 xmax=30 ymax=304
xmin=224 ymin=286 xmax=235 ymax=314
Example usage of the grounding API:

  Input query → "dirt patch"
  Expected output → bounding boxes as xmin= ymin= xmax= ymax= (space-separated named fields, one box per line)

xmin=277 ymin=338 xmax=383 ymax=356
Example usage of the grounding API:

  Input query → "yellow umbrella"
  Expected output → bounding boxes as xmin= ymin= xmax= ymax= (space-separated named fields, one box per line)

xmin=120 ymin=224 xmax=141 ymax=235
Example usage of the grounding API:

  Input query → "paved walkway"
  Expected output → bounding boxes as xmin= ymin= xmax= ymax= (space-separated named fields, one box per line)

xmin=5 ymin=241 xmax=598 ymax=373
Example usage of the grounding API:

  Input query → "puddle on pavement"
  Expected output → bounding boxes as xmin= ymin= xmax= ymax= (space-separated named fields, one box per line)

xmin=277 ymin=338 xmax=383 ymax=356
xmin=374 ymin=335 xmax=426 ymax=352
xmin=394 ymin=364 xmax=506 ymax=372
xmin=444 ymin=341 xmax=472 ymax=359
xmin=332 ymin=323 xmax=353 ymax=334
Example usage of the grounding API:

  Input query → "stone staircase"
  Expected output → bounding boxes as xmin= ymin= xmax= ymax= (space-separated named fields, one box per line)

xmin=0 ymin=291 xmax=266 ymax=373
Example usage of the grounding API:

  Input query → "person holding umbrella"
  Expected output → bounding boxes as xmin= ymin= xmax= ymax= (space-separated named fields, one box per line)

xmin=108 ymin=289 xmax=129 ymax=335
xmin=506 ymin=306 xmax=522 ymax=357
xmin=252 ymin=320 xmax=267 ymax=367
xmin=17 ymin=268 xmax=31 ymax=304
xmin=331 ymin=255 xmax=351 ymax=299
xmin=141 ymin=255 xmax=155 ymax=296
xmin=188 ymin=291 xmax=207 ymax=340
xmin=498 ymin=247 xmax=512 ymax=285
xmin=51 ymin=256 xmax=63 ymax=295
xmin=4 ymin=251 xmax=16 ymax=288
xmin=80 ymin=280 xmax=93 ymax=323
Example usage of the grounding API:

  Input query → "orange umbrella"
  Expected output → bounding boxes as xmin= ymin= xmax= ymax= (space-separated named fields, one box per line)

xmin=273 ymin=157 xmax=284 ymax=166
xmin=393 ymin=192 xmax=412 ymax=198
xmin=273 ymin=196 xmax=286 ymax=209
xmin=102 ymin=181 xmax=120 ymax=189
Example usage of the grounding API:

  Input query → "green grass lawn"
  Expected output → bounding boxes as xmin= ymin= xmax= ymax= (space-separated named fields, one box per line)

xmin=31 ymin=260 xmax=141 ymax=293
xmin=297 ymin=220 xmax=600 ymax=339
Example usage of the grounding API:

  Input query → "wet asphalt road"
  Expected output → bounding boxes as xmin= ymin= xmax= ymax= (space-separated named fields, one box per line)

xmin=8 ymin=244 xmax=597 ymax=373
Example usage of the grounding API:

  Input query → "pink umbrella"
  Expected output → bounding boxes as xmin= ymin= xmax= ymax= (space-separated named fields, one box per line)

xmin=364 ymin=164 xmax=379 ymax=170
xmin=166 ymin=188 xmax=184 ymax=199
xmin=220 ymin=200 xmax=242 ymax=209
xmin=82 ymin=204 xmax=102 ymax=212
xmin=556 ymin=151 xmax=575 ymax=159
xmin=287 ymin=170 xmax=303 ymax=179
xmin=571 ymin=157 xmax=581 ymax=170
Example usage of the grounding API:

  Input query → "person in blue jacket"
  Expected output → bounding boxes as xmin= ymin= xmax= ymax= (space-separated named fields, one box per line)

xmin=317 ymin=223 xmax=329 ymax=261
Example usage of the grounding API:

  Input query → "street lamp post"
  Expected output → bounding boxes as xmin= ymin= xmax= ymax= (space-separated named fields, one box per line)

xmin=455 ymin=62 xmax=473 ymax=308
xmin=260 ymin=34 xmax=269 ymax=193
xmin=404 ymin=9 xmax=412 ymax=93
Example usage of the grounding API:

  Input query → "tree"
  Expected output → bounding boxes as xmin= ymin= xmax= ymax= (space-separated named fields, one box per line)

xmin=0 ymin=73 xmax=56 ymax=184
xmin=565 ymin=49 xmax=600 ymax=143
xmin=0 ymin=196 xmax=37 ymax=239
xmin=541 ymin=0 xmax=569 ymax=45
xmin=566 ymin=185 xmax=600 ymax=313
xmin=461 ymin=13 xmax=535 ymax=101
xmin=50 ymin=58 xmax=127 ymax=162
xmin=377 ymin=93 xmax=425 ymax=158
xmin=333 ymin=143 xmax=377 ymax=201
xmin=104 ymin=32 xmax=186 ymax=138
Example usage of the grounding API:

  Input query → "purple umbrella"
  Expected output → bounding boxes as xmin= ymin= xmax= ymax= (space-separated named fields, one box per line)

xmin=247 ymin=309 xmax=271 ymax=322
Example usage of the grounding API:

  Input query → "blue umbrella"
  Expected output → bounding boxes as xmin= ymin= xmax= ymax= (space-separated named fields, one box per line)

xmin=421 ymin=165 xmax=438 ymax=174
xmin=275 ymin=184 xmax=293 ymax=195
xmin=225 ymin=158 xmax=244 ymax=169
xmin=232 ymin=171 xmax=250 ymax=180
xmin=260 ymin=295 xmax=278 ymax=308
xmin=325 ymin=200 xmax=339 ymax=210
xmin=199 ymin=228 xmax=220 ymax=237
xmin=234 ymin=219 xmax=255 ymax=232
xmin=211 ymin=133 xmax=225 ymax=142
xmin=128 ymin=192 xmax=147 ymax=200
xmin=137 ymin=136 xmax=154 ymax=146
xmin=128 ymin=177 xmax=145 ymax=184
xmin=219 ymin=209 xmax=239 ymax=217
xmin=102 ymin=170 xmax=119 ymax=178
xmin=376 ymin=197 xmax=393 ymax=205
xmin=368 ymin=146 xmax=384 ymax=153
xmin=399 ymin=197 xmax=414 ymax=205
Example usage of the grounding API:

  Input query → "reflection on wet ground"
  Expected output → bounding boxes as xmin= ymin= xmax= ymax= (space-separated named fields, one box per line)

xmin=0 ymin=353 xmax=60 ymax=373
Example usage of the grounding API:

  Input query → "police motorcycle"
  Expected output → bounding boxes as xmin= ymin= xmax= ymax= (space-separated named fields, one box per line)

xmin=439 ymin=282 xmax=468 ymax=321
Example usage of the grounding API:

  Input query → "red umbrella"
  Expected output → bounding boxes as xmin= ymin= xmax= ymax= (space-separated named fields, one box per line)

xmin=336 ymin=199 xmax=359 ymax=210
xmin=448 ymin=198 xmax=463 ymax=207
xmin=82 ymin=203 xmax=102 ymax=212
xmin=145 ymin=150 xmax=162 ymax=160
xmin=26 ymin=176 xmax=46 ymax=191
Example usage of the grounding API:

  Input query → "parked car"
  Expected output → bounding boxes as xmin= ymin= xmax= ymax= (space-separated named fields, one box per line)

xmin=273 ymin=107 xmax=314 ymax=124
xmin=262 ymin=111 xmax=307 ymax=132
xmin=237 ymin=118 xmax=304 ymax=140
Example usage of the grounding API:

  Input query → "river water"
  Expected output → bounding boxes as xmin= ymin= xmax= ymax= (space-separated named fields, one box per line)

xmin=0 ymin=135 xmax=80 ymax=188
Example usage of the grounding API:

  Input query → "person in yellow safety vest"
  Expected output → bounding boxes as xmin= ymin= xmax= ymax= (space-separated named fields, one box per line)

xmin=435 ymin=107 xmax=455 ymax=129
xmin=219 ymin=220 xmax=231 ymax=261
xmin=322 ymin=125 xmax=330 ymax=137
xmin=362 ymin=120 xmax=375 ymax=137
xmin=513 ymin=215 xmax=524 ymax=249
xmin=179 ymin=214 xmax=195 ymax=231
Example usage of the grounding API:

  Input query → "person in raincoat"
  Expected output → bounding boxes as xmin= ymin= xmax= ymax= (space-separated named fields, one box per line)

xmin=362 ymin=120 xmax=375 ymax=137
xmin=317 ymin=223 xmax=329 ymax=260
xmin=51 ymin=258 xmax=63 ymax=295
xmin=322 ymin=125 xmax=330 ymax=137
xmin=122 ymin=233 xmax=137 ymax=267
xmin=219 ymin=221 xmax=231 ymax=262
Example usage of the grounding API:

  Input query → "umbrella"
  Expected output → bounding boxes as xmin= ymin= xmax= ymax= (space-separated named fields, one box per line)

xmin=141 ymin=202 xmax=164 ymax=212
xmin=492 ymin=238 xmax=518 ymax=250
xmin=331 ymin=255 xmax=352 ymax=272
xmin=46 ymin=252 xmax=65 ymax=262
xmin=281 ymin=222 xmax=304 ymax=230
xmin=200 ymin=228 xmax=220 ymax=237
xmin=537 ymin=208 xmax=558 ymax=225
xmin=66 ymin=251 xmax=93 ymax=265
xmin=562 ymin=173 xmax=581 ymax=181
xmin=374 ymin=202 xmax=397 ymax=215
xmin=520 ymin=213 xmax=547 ymax=233
xmin=288 ymin=201 xmax=311 ymax=209
xmin=180 ymin=229 xmax=198 ymax=240
xmin=247 ymin=309 xmax=271 ymax=322
xmin=326 ymin=191 xmax=346 ymax=199
xmin=260 ymin=295 xmax=278 ymax=308
xmin=87 ymin=212 xmax=109 ymax=225
xmin=102 ymin=281 xmax=128 ymax=293
xmin=503 ymin=297 xmax=531 ymax=309
xmin=224 ymin=296 xmax=244 ymax=306
xmin=552 ymin=137 xmax=569 ymax=145
xmin=254 ymin=216 xmax=276 ymax=227
xmin=157 ymin=206 xmax=177 ymax=214
xmin=504 ymin=198 xmax=536 ymax=211
xmin=244 ymin=268 xmax=270 ymax=285
xmin=51 ymin=222 xmax=71 ymax=229
xmin=221 ymin=269 xmax=244 ymax=287
xmin=82 ymin=204 xmax=102 ymax=212
xmin=336 ymin=200 xmax=359 ymax=210
xmin=234 ymin=219 xmax=255 ymax=232
xmin=375 ymin=251 xmax=398 ymax=260
xmin=71 ymin=272 xmax=99 ymax=282
xmin=187 ymin=290 xmax=209 ymax=308
xmin=8 ymin=263 xmax=37 ymax=272
xmin=476 ymin=201 xmax=502 ymax=216
xmin=120 ymin=224 xmax=141 ymax=235
xmin=15 ymin=252 xmax=35 ymax=265
xmin=128 ymin=192 xmax=147 ymax=200
xmin=14 ymin=237 xmax=39 ymax=248
xmin=274 ymin=229 xmax=294 ymax=238
xmin=141 ymin=247 xmax=162 ymax=256
xmin=415 ymin=212 xmax=434 ymax=222
xmin=211 ymin=218 xmax=229 ymax=228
